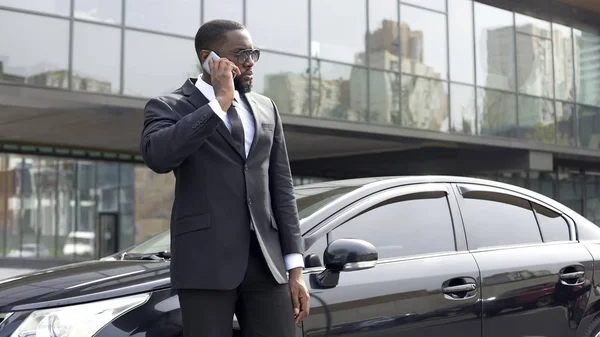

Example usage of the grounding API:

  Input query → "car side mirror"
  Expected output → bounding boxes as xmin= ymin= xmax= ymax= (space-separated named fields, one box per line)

xmin=310 ymin=238 xmax=378 ymax=289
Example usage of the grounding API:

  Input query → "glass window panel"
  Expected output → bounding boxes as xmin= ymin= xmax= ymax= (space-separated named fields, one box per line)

xmin=247 ymin=0 xmax=308 ymax=56
xmin=331 ymin=192 xmax=456 ymax=259
xmin=125 ymin=0 xmax=199 ymax=36
xmin=552 ymin=23 xmax=575 ymax=101
xmin=3 ymin=155 xmax=21 ymax=258
xmin=401 ymin=75 xmax=449 ymax=132
xmin=311 ymin=0 xmax=366 ymax=64
xmin=400 ymin=5 xmax=447 ymax=80
xmin=253 ymin=52 xmax=309 ymax=117
xmin=0 ymin=189 xmax=5 ymax=257
xmin=74 ymin=0 xmax=121 ymax=24
xmin=477 ymin=88 xmax=517 ymax=138
xmin=516 ymin=33 xmax=553 ymax=98
xmin=0 ymin=154 xmax=6 ymax=256
xmin=119 ymin=163 xmax=135 ymax=186
xmin=450 ymin=83 xmax=476 ymax=135
xmin=515 ymin=13 xmax=551 ymax=38
xmin=460 ymin=190 xmax=541 ymax=249
xmin=309 ymin=61 xmax=367 ymax=122
xmin=119 ymin=187 xmax=134 ymax=214
xmin=529 ymin=171 xmax=556 ymax=199
xmin=579 ymin=105 xmax=600 ymax=150
xmin=496 ymin=171 xmax=527 ymax=187
xmin=57 ymin=159 xmax=76 ymax=259
xmin=204 ymin=0 xmax=242 ymax=26
xmin=369 ymin=69 xmax=400 ymax=125
xmin=133 ymin=165 xmax=174 ymax=244
xmin=77 ymin=162 xmax=96 ymax=237
xmin=97 ymin=162 xmax=118 ymax=189
xmin=474 ymin=3 xmax=516 ymax=91
xmin=36 ymin=157 xmax=58 ymax=258
xmin=573 ymin=27 xmax=600 ymax=107
xmin=367 ymin=0 xmax=399 ymax=71
xmin=0 ymin=11 xmax=69 ymax=88
xmin=448 ymin=0 xmax=474 ymax=84
xmin=0 ymin=0 xmax=70 ymax=16
xmin=556 ymin=101 xmax=578 ymax=146
xmin=585 ymin=174 xmax=600 ymax=227
xmin=401 ymin=0 xmax=445 ymax=12
xmin=12 ymin=156 xmax=38 ymax=258
xmin=517 ymin=95 xmax=555 ymax=144
xmin=97 ymin=162 xmax=118 ymax=212
xmin=72 ymin=22 xmax=121 ymax=94
xmin=558 ymin=168 xmax=583 ymax=215
xmin=119 ymin=214 xmax=135 ymax=250
xmin=124 ymin=31 xmax=198 ymax=97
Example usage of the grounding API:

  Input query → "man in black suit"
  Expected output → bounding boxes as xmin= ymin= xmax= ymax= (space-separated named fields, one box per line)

xmin=140 ymin=19 xmax=310 ymax=337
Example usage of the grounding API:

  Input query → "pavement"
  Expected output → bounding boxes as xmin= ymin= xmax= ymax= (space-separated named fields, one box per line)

xmin=0 ymin=268 xmax=36 ymax=281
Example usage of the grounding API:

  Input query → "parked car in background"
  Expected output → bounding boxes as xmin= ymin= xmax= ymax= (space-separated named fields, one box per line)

xmin=5 ymin=243 xmax=50 ymax=258
xmin=62 ymin=230 xmax=95 ymax=258
xmin=2 ymin=176 xmax=600 ymax=337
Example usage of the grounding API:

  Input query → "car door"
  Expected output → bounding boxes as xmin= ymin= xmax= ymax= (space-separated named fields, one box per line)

xmin=452 ymin=183 xmax=593 ymax=337
xmin=301 ymin=183 xmax=482 ymax=337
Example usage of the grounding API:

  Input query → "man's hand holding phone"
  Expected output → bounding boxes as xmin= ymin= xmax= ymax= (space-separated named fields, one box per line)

xmin=208 ymin=57 xmax=241 ymax=112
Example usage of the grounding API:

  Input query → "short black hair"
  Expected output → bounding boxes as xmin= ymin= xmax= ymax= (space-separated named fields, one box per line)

xmin=194 ymin=19 xmax=245 ymax=59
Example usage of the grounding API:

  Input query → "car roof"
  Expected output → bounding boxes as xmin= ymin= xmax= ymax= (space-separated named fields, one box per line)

xmin=297 ymin=175 xmax=577 ymax=225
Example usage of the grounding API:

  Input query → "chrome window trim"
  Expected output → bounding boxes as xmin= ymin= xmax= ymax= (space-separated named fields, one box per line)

xmin=467 ymin=240 xmax=579 ymax=254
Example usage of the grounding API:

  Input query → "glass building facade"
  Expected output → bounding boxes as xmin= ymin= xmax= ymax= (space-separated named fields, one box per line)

xmin=0 ymin=0 xmax=600 ymax=261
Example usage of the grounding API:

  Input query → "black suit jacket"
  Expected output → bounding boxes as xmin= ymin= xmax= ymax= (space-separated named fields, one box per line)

xmin=140 ymin=78 xmax=303 ymax=290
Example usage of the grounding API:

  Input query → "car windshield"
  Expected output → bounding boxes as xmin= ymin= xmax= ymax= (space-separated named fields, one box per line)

xmin=125 ymin=183 xmax=360 ymax=255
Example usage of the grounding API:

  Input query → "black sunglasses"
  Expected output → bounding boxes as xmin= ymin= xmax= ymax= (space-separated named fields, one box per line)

xmin=215 ymin=49 xmax=261 ymax=64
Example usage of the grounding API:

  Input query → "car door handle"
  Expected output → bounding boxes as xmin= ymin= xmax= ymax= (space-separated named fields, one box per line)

xmin=559 ymin=271 xmax=584 ymax=280
xmin=442 ymin=283 xmax=477 ymax=293
xmin=441 ymin=277 xmax=478 ymax=300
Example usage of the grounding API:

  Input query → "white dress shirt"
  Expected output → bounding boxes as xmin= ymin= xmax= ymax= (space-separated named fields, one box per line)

xmin=195 ymin=75 xmax=304 ymax=271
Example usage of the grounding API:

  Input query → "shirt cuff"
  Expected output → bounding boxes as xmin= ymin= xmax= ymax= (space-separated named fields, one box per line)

xmin=208 ymin=99 xmax=227 ymax=122
xmin=284 ymin=253 xmax=304 ymax=271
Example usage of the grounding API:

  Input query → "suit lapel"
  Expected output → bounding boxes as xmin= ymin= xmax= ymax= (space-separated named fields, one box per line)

xmin=183 ymin=78 xmax=245 ymax=159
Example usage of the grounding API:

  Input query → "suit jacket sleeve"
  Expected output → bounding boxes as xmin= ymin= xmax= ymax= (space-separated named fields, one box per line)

xmin=140 ymin=97 xmax=221 ymax=173
xmin=268 ymin=99 xmax=304 ymax=256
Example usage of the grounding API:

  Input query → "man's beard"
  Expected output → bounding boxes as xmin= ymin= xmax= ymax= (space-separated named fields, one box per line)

xmin=234 ymin=76 xmax=252 ymax=93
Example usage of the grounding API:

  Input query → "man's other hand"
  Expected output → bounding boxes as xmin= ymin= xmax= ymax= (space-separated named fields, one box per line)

xmin=289 ymin=267 xmax=310 ymax=325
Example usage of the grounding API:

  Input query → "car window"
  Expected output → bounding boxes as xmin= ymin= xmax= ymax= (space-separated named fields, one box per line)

xmin=532 ymin=203 xmax=570 ymax=242
xmin=329 ymin=191 xmax=456 ymax=260
xmin=459 ymin=190 xmax=542 ymax=249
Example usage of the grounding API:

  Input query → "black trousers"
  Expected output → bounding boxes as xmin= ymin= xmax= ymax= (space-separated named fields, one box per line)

xmin=177 ymin=233 xmax=296 ymax=337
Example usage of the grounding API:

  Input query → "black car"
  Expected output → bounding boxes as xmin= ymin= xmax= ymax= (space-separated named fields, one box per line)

xmin=3 ymin=175 xmax=600 ymax=337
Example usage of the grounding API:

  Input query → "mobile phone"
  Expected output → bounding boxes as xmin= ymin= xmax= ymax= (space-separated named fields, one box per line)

xmin=202 ymin=51 xmax=236 ymax=79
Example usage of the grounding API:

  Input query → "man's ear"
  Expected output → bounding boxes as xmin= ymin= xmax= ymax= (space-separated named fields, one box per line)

xmin=199 ymin=50 xmax=210 ymax=64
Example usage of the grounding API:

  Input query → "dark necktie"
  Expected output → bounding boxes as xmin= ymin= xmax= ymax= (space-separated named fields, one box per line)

xmin=227 ymin=102 xmax=245 ymax=155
